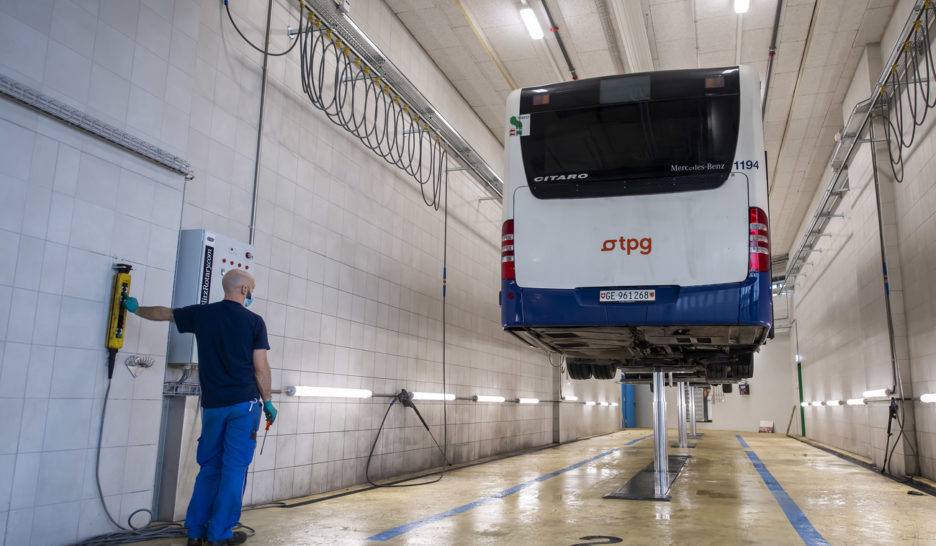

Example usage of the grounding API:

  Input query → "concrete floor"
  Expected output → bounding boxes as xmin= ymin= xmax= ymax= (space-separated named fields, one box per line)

xmin=150 ymin=429 xmax=936 ymax=545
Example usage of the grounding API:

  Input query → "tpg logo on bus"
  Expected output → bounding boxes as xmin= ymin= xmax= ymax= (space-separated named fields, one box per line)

xmin=602 ymin=237 xmax=652 ymax=255
xmin=533 ymin=173 xmax=589 ymax=182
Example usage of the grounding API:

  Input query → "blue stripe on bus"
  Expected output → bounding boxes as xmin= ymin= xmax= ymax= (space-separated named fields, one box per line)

xmin=737 ymin=436 xmax=828 ymax=545
xmin=368 ymin=434 xmax=653 ymax=541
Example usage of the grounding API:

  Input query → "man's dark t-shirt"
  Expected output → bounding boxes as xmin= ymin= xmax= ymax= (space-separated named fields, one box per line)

xmin=173 ymin=300 xmax=270 ymax=408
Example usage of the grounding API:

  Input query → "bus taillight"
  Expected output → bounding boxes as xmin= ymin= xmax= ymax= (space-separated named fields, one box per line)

xmin=502 ymin=220 xmax=516 ymax=280
xmin=749 ymin=207 xmax=770 ymax=273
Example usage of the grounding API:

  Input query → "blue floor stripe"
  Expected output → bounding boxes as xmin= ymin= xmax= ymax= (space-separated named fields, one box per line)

xmin=736 ymin=434 xmax=750 ymax=448
xmin=737 ymin=437 xmax=828 ymax=545
xmin=367 ymin=433 xmax=653 ymax=541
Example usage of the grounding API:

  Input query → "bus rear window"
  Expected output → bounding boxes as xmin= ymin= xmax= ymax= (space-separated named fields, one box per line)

xmin=520 ymin=95 xmax=739 ymax=199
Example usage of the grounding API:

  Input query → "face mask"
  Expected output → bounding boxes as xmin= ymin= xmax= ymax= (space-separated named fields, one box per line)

xmin=244 ymin=291 xmax=253 ymax=308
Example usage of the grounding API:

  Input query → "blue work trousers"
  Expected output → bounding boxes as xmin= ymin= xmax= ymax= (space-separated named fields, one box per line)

xmin=186 ymin=399 xmax=262 ymax=542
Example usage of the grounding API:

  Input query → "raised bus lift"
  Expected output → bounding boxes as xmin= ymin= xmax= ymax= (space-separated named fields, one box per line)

xmin=605 ymin=372 xmax=700 ymax=501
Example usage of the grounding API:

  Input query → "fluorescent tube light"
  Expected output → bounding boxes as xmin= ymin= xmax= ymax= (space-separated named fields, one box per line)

xmin=412 ymin=391 xmax=455 ymax=401
xmin=810 ymin=401 xmax=823 ymax=407
xmin=285 ymin=386 xmax=373 ymax=398
xmin=518 ymin=398 xmax=540 ymax=404
xmin=826 ymin=400 xmax=843 ymax=406
xmin=734 ymin=0 xmax=750 ymax=14
xmin=600 ymin=402 xmax=609 ymax=406
xmin=563 ymin=395 xmax=579 ymax=401
xmin=800 ymin=401 xmax=809 ymax=407
xmin=519 ymin=8 xmax=544 ymax=40
xmin=846 ymin=398 xmax=866 ymax=406
xmin=474 ymin=395 xmax=506 ymax=403
xmin=585 ymin=401 xmax=596 ymax=406
xmin=862 ymin=388 xmax=892 ymax=398
xmin=921 ymin=393 xmax=936 ymax=404
xmin=610 ymin=402 xmax=619 ymax=407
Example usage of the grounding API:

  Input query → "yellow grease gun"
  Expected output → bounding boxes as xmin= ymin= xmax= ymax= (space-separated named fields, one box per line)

xmin=105 ymin=264 xmax=133 ymax=379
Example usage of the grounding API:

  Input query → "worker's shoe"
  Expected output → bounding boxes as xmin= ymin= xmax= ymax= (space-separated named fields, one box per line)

xmin=186 ymin=539 xmax=204 ymax=546
xmin=206 ymin=531 xmax=247 ymax=546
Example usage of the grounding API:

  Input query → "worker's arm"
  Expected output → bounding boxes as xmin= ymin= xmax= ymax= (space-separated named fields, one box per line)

xmin=253 ymin=349 xmax=272 ymax=402
xmin=124 ymin=297 xmax=174 ymax=322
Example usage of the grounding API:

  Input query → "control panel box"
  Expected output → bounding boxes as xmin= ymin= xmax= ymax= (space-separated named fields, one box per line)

xmin=167 ymin=230 xmax=254 ymax=365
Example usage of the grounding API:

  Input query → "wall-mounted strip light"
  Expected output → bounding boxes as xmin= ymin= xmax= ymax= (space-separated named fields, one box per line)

xmin=562 ymin=395 xmax=579 ymax=401
xmin=846 ymin=398 xmax=867 ymax=406
xmin=734 ymin=0 xmax=750 ymax=14
xmin=810 ymin=401 xmax=823 ymax=407
xmin=862 ymin=388 xmax=892 ymax=398
xmin=826 ymin=400 xmax=843 ymax=406
xmin=610 ymin=402 xmax=619 ymax=407
xmin=519 ymin=7 xmax=544 ymax=40
xmin=800 ymin=401 xmax=809 ymax=407
xmin=921 ymin=393 xmax=936 ymax=404
xmin=285 ymin=386 xmax=373 ymax=398
xmin=585 ymin=401 xmax=596 ymax=406
xmin=412 ymin=392 xmax=456 ymax=401
xmin=474 ymin=395 xmax=506 ymax=403
xmin=600 ymin=402 xmax=610 ymax=406
xmin=518 ymin=398 xmax=540 ymax=404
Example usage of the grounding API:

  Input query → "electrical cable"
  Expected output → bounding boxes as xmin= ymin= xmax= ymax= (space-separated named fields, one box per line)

xmin=879 ymin=1 xmax=936 ymax=183
xmin=223 ymin=0 xmax=300 ymax=57
xmin=363 ymin=392 xmax=450 ymax=488
xmin=297 ymin=8 xmax=447 ymax=209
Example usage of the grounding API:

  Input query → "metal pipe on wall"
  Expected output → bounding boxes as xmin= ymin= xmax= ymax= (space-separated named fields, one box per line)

xmin=688 ymin=385 xmax=698 ymax=437
xmin=248 ymin=0 xmax=274 ymax=245
xmin=762 ymin=0 xmax=783 ymax=117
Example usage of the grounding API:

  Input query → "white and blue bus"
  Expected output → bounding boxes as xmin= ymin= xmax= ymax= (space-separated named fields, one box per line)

xmin=500 ymin=66 xmax=772 ymax=383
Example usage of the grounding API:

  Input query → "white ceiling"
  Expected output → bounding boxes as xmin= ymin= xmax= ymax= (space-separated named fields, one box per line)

xmin=386 ymin=0 xmax=898 ymax=259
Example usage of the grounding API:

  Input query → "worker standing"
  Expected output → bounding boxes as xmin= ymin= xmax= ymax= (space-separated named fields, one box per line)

xmin=124 ymin=269 xmax=275 ymax=546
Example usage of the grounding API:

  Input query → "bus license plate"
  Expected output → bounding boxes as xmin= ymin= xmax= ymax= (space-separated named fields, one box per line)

xmin=599 ymin=289 xmax=656 ymax=303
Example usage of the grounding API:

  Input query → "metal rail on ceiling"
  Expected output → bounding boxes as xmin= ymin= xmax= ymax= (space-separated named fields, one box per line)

xmin=296 ymin=0 xmax=504 ymax=199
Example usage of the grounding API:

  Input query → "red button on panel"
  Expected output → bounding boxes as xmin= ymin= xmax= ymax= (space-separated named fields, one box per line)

xmin=238 ymin=263 xmax=242 ymax=267
xmin=246 ymin=252 xmax=253 ymax=259
xmin=245 ymin=265 xmax=249 ymax=270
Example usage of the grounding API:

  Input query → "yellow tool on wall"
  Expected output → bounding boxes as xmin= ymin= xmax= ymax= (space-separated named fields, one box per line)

xmin=106 ymin=264 xmax=132 ymax=379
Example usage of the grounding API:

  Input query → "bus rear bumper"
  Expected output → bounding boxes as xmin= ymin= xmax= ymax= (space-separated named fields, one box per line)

xmin=501 ymin=272 xmax=772 ymax=330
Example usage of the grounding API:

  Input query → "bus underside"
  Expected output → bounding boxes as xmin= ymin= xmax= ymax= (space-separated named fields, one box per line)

xmin=506 ymin=324 xmax=767 ymax=382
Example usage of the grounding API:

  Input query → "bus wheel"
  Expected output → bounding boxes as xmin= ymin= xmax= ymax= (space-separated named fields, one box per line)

xmin=567 ymin=361 xmax=593 ymax=380
xmin=733 ymin=354 xmax=754 ymax=378
xmin=591 ymin=364 xmax=618 ymax=380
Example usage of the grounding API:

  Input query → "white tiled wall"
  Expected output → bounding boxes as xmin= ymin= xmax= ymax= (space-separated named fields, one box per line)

xmin=0 ymin=99 xmax=184 ymax=543
xmin=1 ymin=0 xmax=620 ymax=543
xmin=789 ymin=11 xmax=936 ymax=480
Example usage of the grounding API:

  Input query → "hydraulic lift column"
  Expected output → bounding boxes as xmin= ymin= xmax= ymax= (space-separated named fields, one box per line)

xmin=652 ymin=371 xmax=668 ymax=498
xmin=688 ymin=385 xmax=699 ymax=438
xmin=676 ymin=382 xmax=688 ymax=448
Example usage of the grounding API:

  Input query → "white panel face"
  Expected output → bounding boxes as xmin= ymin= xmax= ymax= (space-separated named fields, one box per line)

xmin=512 ymin=173 xmax=750 ymax=289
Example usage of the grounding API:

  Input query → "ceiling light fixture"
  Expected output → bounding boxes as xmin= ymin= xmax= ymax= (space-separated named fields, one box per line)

xmin=518 ymin=397 xmax=540 ymax=404
xmin=474 ymin=395 xmax=506 ymax=403
xmin=519 ymin=7 xmax=544 ymax=40
xmin=734 ymin=0 xmax=750 ymax=14
xmin=810 ymin=401 xmax=823 ymax=407
xmin=562 ymin=395 xmax=579 ymax=401
xmin=610 ymin=402 xmax=619 ymax=407
xmin=285 ymin=386 xmax=373 ymax=398
xmin=800 ymin=401 xmax=809 ymax=407
xmin=585 ymin=401 xmax=596 ymax=406
xmin=862 ymin=388 xmax=892 ymax=398
xmin=846 ymin=398 xmax=866 ymax=406
xmin=921 ymin=393 xmax=936 ymax=404
xmin=826 ymin=400 xmax=843 ymax=406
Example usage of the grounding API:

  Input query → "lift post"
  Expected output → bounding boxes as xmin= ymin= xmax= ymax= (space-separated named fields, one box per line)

xmin=652 ymin=371 xmax=669 ymax=497
xmin=676 ymin=382 xmax=688 ymax=448
xmin=688 ymin=385 xmax=702 ymax=439
xmin=605 ymin=370 xmax=690 ymax=501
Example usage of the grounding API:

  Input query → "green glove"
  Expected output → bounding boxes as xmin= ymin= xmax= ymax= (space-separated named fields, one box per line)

xmin=123 ymin=297 xmax=139 ymax=313
xmin=263 ymin=400 xmax=277 ymax=425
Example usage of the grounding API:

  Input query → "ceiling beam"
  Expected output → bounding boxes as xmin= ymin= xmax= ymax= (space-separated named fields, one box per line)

xmin=607 ymin=0 xmax=654 ymax=73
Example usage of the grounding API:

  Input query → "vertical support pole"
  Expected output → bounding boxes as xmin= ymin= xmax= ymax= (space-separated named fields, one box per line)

xmin=677 ymin=381 xmax=688 ymax=448
xmin=689 ymin=385 xmax=698 ymax=437
xmin=652 ymin=371 xmax=668 ymax=498
xmin=797 ymin=361 xmax=805 ymax=436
